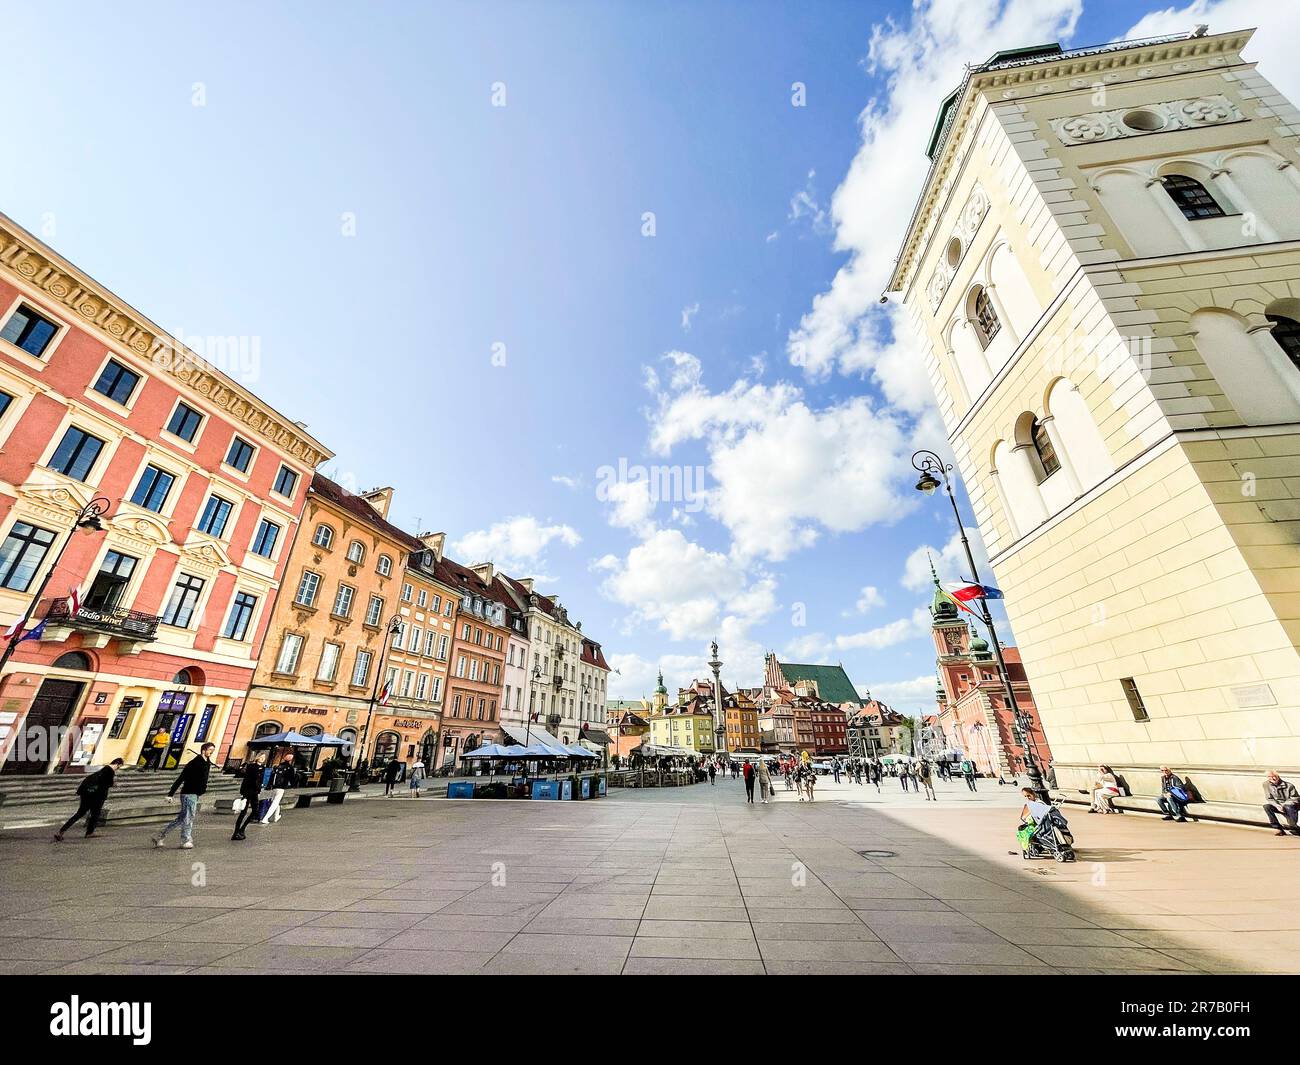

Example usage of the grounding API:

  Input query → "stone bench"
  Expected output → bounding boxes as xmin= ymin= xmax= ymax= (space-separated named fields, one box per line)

xmin=1059 ymin=790 xmax=1280 ymax=830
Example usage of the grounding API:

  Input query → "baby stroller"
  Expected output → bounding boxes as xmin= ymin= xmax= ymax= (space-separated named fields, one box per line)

xmin=1017 ymin=802 xmax=1076 ymax=862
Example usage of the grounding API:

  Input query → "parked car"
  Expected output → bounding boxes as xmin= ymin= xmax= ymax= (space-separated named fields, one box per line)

xmin=810 ymin=761 xmax=833 ymax=774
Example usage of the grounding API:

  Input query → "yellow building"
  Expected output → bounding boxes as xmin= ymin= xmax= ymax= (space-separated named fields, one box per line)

xmin=648 ymin=676 xmax=716 ymax=754
xmin=888 ymin=28 xmax=1300 ymax=803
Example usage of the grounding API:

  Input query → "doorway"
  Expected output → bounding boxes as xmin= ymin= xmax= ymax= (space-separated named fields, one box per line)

xmin=136 ymin=691 xmax=194 ymax=770
xmin=1 ymin=678 xmax=84 ymax=775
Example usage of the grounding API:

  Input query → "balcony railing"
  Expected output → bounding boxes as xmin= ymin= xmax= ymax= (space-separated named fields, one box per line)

xmin=44 ymin=599 xmax=161 ymax=642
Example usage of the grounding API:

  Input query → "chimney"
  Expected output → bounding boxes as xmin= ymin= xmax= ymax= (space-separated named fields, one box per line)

xmin=361 ymin=486 xmax=394 ymax=518
xmin=419 ymin=531 xmax=445 ymax=562
xmin=518 ymin=577 xmax=534 ymax=594
xmin=471 ymin=561 xmax=494 ymax=585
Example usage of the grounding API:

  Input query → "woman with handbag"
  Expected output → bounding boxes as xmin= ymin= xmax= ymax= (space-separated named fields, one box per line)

xmin=232 ymin=754 xmax=265 ymax=840
xmin=1090 ymin=765 xmax=1121 ymax=813
xmin=1158 ymin=766 xmax=1191 ymax=822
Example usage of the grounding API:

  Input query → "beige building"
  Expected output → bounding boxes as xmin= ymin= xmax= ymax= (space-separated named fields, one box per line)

xmin=888 ymin=28 xmax=1300 ymax=804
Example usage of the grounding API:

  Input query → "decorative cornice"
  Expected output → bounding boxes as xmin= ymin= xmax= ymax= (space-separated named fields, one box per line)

xmin=0 ymin=212 xmax=333 ymax=468
xmin=888 ymin=29 xmax=1256 ymax=297
xmin=1050 ymin=93 xmax=1244 ymax=145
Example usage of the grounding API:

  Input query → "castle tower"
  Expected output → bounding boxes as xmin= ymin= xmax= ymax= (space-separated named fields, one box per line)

xmin=889 ymin=29 xmax=1300 ymax=802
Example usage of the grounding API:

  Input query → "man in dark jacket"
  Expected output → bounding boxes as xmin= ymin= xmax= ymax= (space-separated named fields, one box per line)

xmin=1263 ymin=771 xmax=1300 ymax=837
xmin=1157 ymin=766 xmax=1190 ymax=822
xmin=742 ymin=760 xmax=755 ymax=803
xmin=153 ymin=742 xmax=215 ymax=849
xmin=53 ymin=757 xmax=124 ymax=841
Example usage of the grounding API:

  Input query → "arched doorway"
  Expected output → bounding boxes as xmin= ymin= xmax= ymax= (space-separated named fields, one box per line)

xmin=373 ymin=730 xmax=400 ymax=770
xmin=420 ymin=729 xmax=437 ymax=770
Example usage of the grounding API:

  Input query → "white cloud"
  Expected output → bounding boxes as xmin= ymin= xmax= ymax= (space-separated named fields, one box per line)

xmin=786 ymin=0 xmax=1083 ymax=411
xmin=863 ymin=673 xmax=940 ymax=709
xmin=645 ymin=354 xmax=916 ymax=561
xmin=902 ymin=529 xmax=991 ymax=592
xmin=605 ymin=478 xmax=656 ymax=535
xmin=452 ymin=516 xmax=581 ymax=572
xmin=785 ymin=608 xmax=930 ymax=662
xmin=597 ymin=528 xmax=777 ymax=645
xmin=551 ymin=474 xmax=581 ymax=490
xmin=787 ymin=169 xmax=831 ymax=233
xmin=854 ymin=585 xmax=885 ymax=613
xmin=681 ymin=302 xmax=700 ymax=331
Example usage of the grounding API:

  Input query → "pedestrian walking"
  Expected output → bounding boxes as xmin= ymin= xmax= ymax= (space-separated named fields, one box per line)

xmin=153 ymin=742 xmax=215 ymax=850
xmin=803 ymin=766 xmax=816 ymax=802
xmin=53 ymin=757 xmax=124 ymax=841
xmin=1263 ymin=771 xmax=1300 ymax=837
xmin=409 ymin=759 xmax=425 ymax=797
xmin=832 ymin=760 xmax=841 ymax=784
xmin=708 ymin=762 xmax=716 ymax=786
xmin=757 ymin=758 xmax=772 ymax=804
xmin=383 ymin=758 xmax=401 ymax=797
xmin=899 ymin=764 xmax=910 ymax=792
xmin=742 ymin=760 xmax=755 ymax=803
xmin=259 ymin=756 xmax=294 ymax=824
xmin=962 ymin=758 xmax=978 ymax=793
xmin=232 ymin=754 xmax=264 ymax=840
xmin=919 ymin=759 xmax=936 ymax=801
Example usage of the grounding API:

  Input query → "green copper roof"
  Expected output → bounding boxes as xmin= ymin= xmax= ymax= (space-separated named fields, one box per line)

xmin=778 ymin=662 xmax=864 ymax=706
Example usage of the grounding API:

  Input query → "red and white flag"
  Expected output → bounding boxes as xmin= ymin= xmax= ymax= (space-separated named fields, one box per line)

xmin=67 ymin=586 xmax=82 ymax=615
xmin=378 ymin=679 xmax=392 ymax=706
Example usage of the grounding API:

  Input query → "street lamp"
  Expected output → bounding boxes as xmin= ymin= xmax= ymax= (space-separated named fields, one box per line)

xmin=0 ymin=497 xmax=110 ymax=677
xmin=910 ymin=449 xmax=1047 ymax=797
xmin=528 ymin=664 xmax=543 ymax=746
xmin=352 ymin=614 xmax=404 ymax=785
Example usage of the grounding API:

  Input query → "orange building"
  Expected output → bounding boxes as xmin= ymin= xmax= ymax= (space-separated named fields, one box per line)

xmin=723 ymin=689 xmax=761 ymax=752
xmin=227 ymin=475 xmax=441 ymax=774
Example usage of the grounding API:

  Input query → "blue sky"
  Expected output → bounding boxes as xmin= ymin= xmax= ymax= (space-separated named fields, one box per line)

xmin=3 ymin=0 xmax=1283 ymax=710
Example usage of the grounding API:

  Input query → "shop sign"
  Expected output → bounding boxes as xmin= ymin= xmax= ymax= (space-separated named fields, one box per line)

xmin=392 ymin=719 xmax=423 ymax=729
xmin=195 ymin=704 xmax=216 ymax=743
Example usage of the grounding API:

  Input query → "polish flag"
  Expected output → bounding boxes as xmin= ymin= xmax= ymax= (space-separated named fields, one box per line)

xmin=67 ymin=586 xmax=82 ymax=615
xmin=378 ymin=680 xmax=392 ymax=706
xmin=942 ymin=581 xmax=1003 ymax=603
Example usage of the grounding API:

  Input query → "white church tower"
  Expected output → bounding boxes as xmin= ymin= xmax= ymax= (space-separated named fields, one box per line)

xmin=888 ymin=28 xmax=1300 ymax=803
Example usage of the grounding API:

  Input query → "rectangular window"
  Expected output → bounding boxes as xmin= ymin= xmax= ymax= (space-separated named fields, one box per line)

xmin=222 ymin=591 xmax=257 ymax=641
xmin=424 ymin=630 xmax=436 ymax=657
xmin=431 ymin=677 xmax=443 ymax=701
xmin=295 ymin=570 xmax=320 ymax=607
xmin=0 ymin=521 xmax=57 ymax=591
xmin=161 ymin=574 xmax=205 ymax=628
xmin=365 ymin=594 xmax=383 ymax=627
xmin=1121 ymin=677 xmax=1150 ymax=723
xmin=452 ymin=694 xmax=461 ymax=718
xmin=250 ymin=518 xmax=280 ymax=558
xmin=273 ymin=464 xmax=298 ymax=497
xmin=416 ymin=674 xmax=428 ymax=700
xmin=352 ymin=649 xmax=373 ymax=687
xmin=196 ymin=495 xmax=234 ymax=538
xmin=401 ymin=670 xmax=414 ymax=697
xmin=165 ymin=401 xmax=203 ymax=442
xmin=275 ymin=633 xmax=304 ymax=674
xmin=317 ymin=642 xmax=341 ymax=682
xmin=1 ymin=304 xmax=58 ymax=357
xmin=430 ymin=594 xmax=441 ymax=613
xmin=437 ymin=634 xmax=449 ymax=660
xmin=401 ymin=583 xmax=413 ymax=603
xmin=130 ymin=465 xmax=176 ymax=512
xmin=408 ymin=627 xmax=422 ymax=654
xmin=92 ymin=360 xmax=141 ymax=404
xmin=456 ymin=656 xmax=466 ymax=679
xmin=332 ymin=583 xmax=354 ymax=618
xmin=416 ymin=589 xmax=427 ymax=608
xmin=48 ymin=426 xmax=105 ymax=482
xmin=224 ymin=436 xmax=255 ymax=472
xmin=84 ymin=550 xmax=138 ymax=611
xmin=0 ymin=391 xmax=12 ymax=418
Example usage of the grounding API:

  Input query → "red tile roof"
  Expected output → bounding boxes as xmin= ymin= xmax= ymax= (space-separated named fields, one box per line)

xmin=310 ymin=473 xmax=422 ymax=551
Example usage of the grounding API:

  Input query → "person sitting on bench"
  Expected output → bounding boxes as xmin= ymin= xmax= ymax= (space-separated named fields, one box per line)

xmin=1263 ymin=771 xmax=1300 ymax=837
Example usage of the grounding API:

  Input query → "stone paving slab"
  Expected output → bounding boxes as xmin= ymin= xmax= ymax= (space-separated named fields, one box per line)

xmin=2 ymin=772 xmax=1299 ymax=973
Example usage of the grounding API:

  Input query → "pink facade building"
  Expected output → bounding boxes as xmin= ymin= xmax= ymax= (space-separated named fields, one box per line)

xmin=0 ymin=214 xmax=330 ymax=774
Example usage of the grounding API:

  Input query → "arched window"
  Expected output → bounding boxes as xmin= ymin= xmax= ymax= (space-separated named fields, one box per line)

xmin=300 ymin=724 xmax=323 ymax=738
xmin=346 ymin=541 xmax=366 ymax=564
xmin=1161 ymin=174 xmax=1226 ymax=220
xmin=172 ymin=668 xmax=195 ymax=686
xmin=972 ymin=288 xmax=1001 ymax=348
xmin=373 ymin=731 xmax=400 ymax=766
xmin=338 ymin=727 xmax=358 ymax=758
xmin=53 ymin=651 xmax=92 ymax=670
xmin=376 ymin=554 xmax=393 ymax=577
xmin=1267 ymin=313 xmax=1300 ymax=372
xmin=1029 ymin=417 xmax=1060 ymax=482
xmin=254 ymin=720 xmax=282 ymax=738
xmin=312 ymin=524 xmax=334 ymax=549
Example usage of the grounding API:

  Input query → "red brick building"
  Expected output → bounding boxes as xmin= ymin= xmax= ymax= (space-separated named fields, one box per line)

xmin=0 ymin=214 xmax=329 ymax=774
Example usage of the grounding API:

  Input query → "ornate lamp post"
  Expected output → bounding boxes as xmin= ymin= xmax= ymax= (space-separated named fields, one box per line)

xmin=0 ymin=497 xmax=109 ymax=678
xmin=911 ymin=449 xmax=1046 ymax=797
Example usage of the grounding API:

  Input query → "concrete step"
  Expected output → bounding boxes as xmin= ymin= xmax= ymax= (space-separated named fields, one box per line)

xmin=1060 ymin=791 xmax=1279 ymax=830
xmin=0 ymin=775 xmax=241 ymax=808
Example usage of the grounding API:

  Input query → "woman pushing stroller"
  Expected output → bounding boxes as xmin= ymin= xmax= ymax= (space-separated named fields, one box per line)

xmin=1016 ymin=786 xmax=1077 ymax=862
